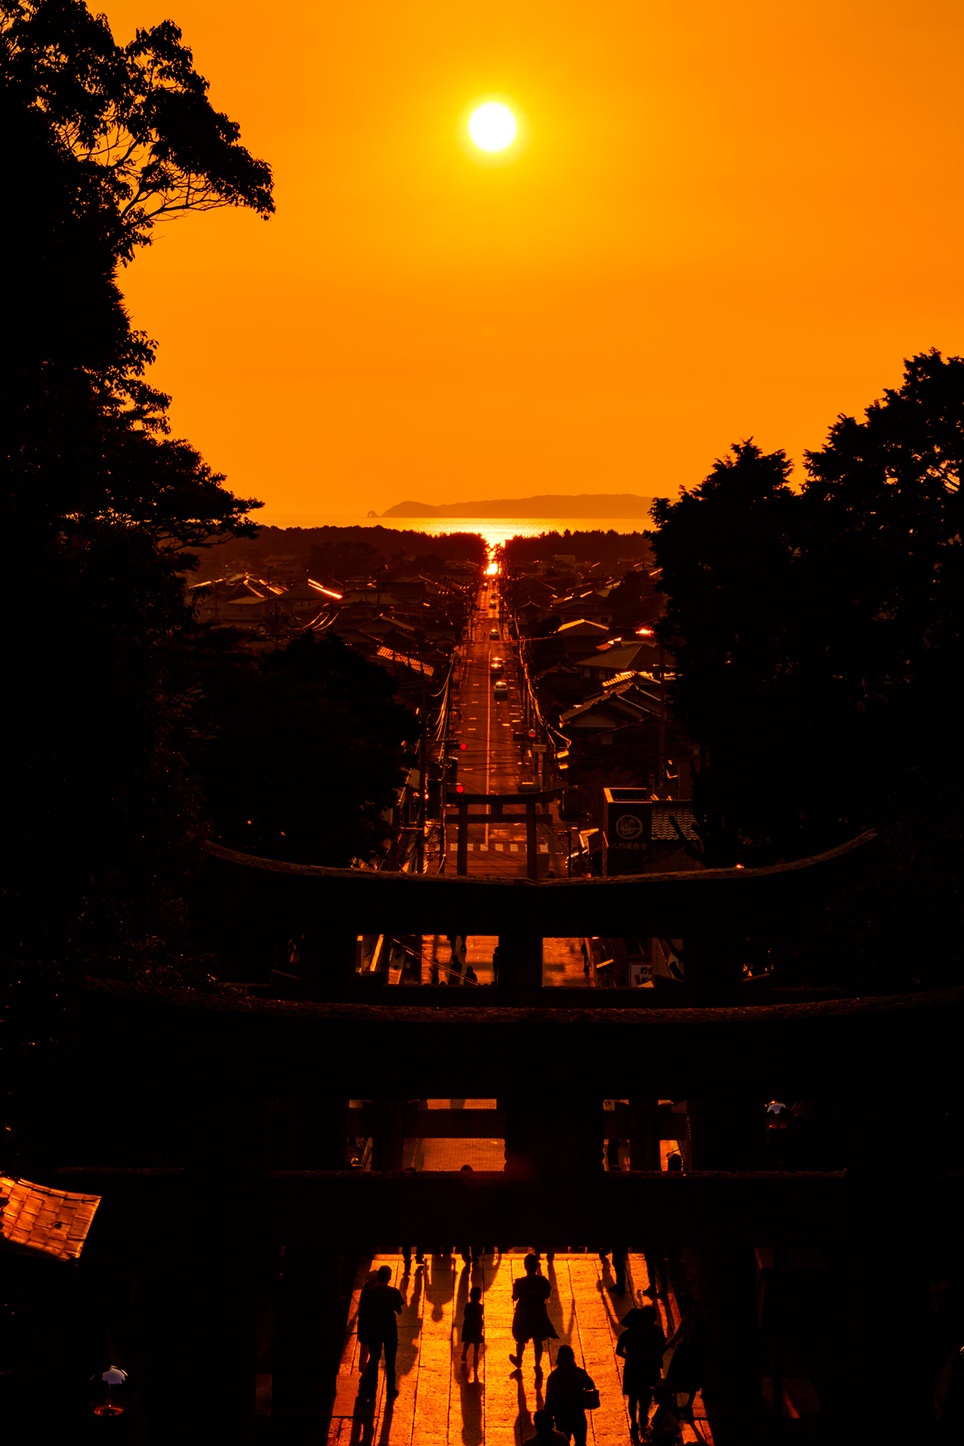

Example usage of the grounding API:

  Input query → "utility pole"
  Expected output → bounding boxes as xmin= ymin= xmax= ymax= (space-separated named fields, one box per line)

xmin=416 ymin=673 xmax=427 ymax=873
xmin=657 ymin=640 xmax=667 ymax=799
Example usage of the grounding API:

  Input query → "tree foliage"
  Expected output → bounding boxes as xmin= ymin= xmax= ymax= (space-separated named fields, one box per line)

xmin=647 ymin=355 xmax=963 ymax=986
xmin=2 ymin=0 xmax=270 ymax=987
xmin=802 ymin=349 xmax=961 ymax=718
xmin=649 ymin=442 xmax=803 ymax=863
xmin=1 ymin=0 xmax=273 ymax=263
xmin=501 ymin=529 xmax=651 ymax=569
xmin=185 ymin=630 xmax=411 ymax=867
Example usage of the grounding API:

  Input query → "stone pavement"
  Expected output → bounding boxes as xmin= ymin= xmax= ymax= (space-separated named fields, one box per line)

xmin=326 ymin=1251 xmax=713 ymax=1445
xmin=402 ymin=1100 xmax=504 ymax=1172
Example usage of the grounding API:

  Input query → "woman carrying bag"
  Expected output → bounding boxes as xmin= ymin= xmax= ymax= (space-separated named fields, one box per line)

xmin=545 ymin=1343 xmax=598 ymax=1446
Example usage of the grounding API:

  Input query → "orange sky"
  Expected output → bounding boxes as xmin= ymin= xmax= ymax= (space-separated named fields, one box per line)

xmin=107 ymin=0 xmax=964 ymax=523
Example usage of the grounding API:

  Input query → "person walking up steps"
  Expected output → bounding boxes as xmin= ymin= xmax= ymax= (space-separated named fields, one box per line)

xmin=509 ymin=1253 xmax=557 ymax=1376
xmin=460 ymin=1285 xmax=484 ymax=1372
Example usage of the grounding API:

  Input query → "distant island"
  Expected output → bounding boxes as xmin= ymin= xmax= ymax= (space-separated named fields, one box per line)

xmin=380 ymin=493 xmax=655 ymax=519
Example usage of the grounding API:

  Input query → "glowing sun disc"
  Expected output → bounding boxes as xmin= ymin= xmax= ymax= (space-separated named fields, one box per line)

xmin=468 ymin=102 xmax=518 ymax=153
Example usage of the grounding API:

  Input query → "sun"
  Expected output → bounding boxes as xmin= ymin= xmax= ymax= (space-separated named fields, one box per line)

xmin=468 ymin=101 xmax=518 ymax=153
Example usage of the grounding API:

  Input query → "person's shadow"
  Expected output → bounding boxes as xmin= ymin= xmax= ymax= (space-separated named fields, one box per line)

xmin=543 ymin=1258 xmax=574 ymax=1350
xmin=348 ymin=1396 xmax=376 ymax=1444
xmin=457 ymin=1373 xmax=483 ymax=1445
xmin=512 ymin=1371 xmax=546 ymax=1444
xmin=396 ymin=1266 xmax=423 ymax=1383
xmin=424 ymin=1253 xmax=457 ymax=1323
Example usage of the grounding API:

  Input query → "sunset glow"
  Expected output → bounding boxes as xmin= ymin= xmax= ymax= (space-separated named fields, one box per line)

xmin=101 ymin=0 xmax=964 ymax=522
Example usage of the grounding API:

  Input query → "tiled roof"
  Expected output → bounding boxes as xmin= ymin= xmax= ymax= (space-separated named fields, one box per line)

xmin=0 ymin=1175 xmax=100 ymax=1261
xmin=556 ymin=618 xmax=609 ymax=635
xmin=376 ymin=646 xmax=434 ymax=676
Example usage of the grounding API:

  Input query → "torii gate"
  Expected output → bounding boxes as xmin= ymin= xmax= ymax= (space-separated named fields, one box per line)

xmin=56 ymin=831 xmax=958 ymax=1446
xmin=445 ymin=786 xmax=563 ymax=877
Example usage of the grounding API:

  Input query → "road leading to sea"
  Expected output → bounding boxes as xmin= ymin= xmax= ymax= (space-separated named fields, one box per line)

xmin=445 ymin=577 xmax=553 ymax=880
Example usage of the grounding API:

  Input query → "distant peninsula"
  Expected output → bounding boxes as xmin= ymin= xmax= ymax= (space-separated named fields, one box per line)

xmin=380 ymin=493 xmax=655 ymax=520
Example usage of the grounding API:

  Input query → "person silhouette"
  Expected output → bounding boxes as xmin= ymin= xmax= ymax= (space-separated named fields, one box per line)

xmin=545 ymin=1344 xmax=596 ymax=1446
xmin=664 ymin=1293 xmax=704 ymax=1420
xmin=509 ymin=1254 xmax=557 ymax=1375
xmin=616 ymin=1304 xmax=665 ymax=1434
xmin=460 ymin=1284 xmax=484 ymax=1371
xmin=358 ymin=1265 xmax=402 ymax=1399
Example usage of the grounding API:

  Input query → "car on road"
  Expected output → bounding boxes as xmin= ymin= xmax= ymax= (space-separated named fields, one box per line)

xmin=489 ymin=628 xmax=499 ymax=640
xmin=489 ymin=657 xmax=504 ymax=675
xmin=493 ymin=680 xmax=509 ymax=698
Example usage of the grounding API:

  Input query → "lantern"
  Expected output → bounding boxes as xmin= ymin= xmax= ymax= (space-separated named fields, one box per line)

xmin=89 ymin=1365 xmax=131 ymax=1416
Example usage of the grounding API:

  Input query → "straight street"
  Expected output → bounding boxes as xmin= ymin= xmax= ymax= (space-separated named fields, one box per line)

xmin=445 ymin=576 xmax=553 ymax=879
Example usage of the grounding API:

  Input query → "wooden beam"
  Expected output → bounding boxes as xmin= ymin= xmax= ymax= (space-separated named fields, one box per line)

xmin=54 ymin=1167 xmax=964 ymax=1248
xmin=345 ymin=1105 xmax=677 ymax=1137
xmin=445 ymin=789 xmax=564 ymax=804
xmin=80 ymin=980 xmax=964 ymax=1097
xmin=202 ymin=832 xmax=878 ymax=936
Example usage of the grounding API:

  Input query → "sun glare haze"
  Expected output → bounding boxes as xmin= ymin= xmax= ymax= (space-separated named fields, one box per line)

xmin=468 ymin=101 xmax=518 ymax=153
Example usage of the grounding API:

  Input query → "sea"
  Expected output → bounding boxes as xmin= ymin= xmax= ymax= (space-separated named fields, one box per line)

xmin=259 ymin=513 xmax=652 ymax=551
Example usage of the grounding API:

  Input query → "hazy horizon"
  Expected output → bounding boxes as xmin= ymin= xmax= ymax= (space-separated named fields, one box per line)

xmin=249 ymin=512 xmax=654 ymax=550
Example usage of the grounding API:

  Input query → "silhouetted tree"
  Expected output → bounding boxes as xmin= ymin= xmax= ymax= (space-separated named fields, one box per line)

xmin=2 ymin=1 xmax=270 ymax=992
xmin=1 ymin=0 xmax=273 ymax=263
xmin=648 ymin=358 xmax=962 ymax=986
xmin=802 ymin=349 xmax=961 ymax=738
xmin=501 ymin=529 xmax=652 ymax=569
xmin=649 ymin=442 xmax=804 ymax=864
xmin=186 ymin=630 xmax=411 ymax=866
xmin=799 ymin=352 xmax=963 ymax=984
xmin=607 ymin=566 xmax=662 ymax=628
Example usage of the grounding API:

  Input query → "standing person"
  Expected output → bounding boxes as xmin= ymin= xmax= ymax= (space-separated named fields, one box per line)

xmin=545 ymin=1344 xmax=596 ymax=1446
xmin=509 ymin=1254 xmax=557 ymax=1375
xmin=616 ymin=1305 xmax=665 ymax=1436
xmin=460 ymin=1285 xmax=484 ymax=1371
xmin=356 ymin=1264 xmax=380 ymax=1377
xmin=458 ymin=1163 xmax=483 ymax=1264
xmin=664 ymin=1293 xmax=704 ymax=1420
xmin=358 ymin=1265 xmax=403 ymax=1399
